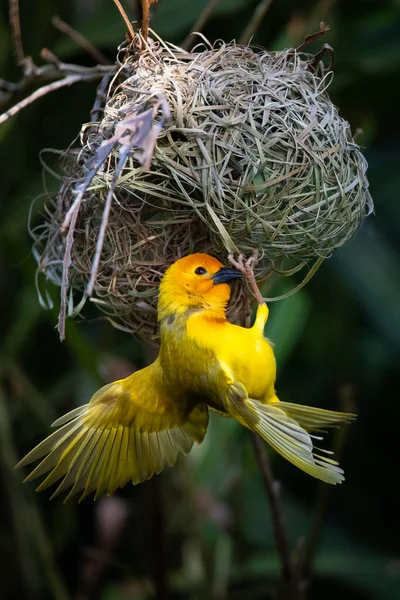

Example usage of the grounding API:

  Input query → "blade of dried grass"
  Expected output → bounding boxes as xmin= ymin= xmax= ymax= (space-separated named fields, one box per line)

xmin=113 ymin=0 xmax=135 ymax=41
xmin=59 ymin=201 xmax=80 ymax=340
xmin=239 ymin=0 xmax=274 ymax=46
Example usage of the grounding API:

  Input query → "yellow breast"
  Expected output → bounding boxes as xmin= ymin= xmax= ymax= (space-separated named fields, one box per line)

xmin=186 ymin=313 xmax=276 ymax=401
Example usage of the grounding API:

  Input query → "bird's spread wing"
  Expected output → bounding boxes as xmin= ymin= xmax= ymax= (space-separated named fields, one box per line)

xmin=16 ymin=370 xmax=208 ymax=501
xmin=222 ymin=379 xmax=353 ymax=485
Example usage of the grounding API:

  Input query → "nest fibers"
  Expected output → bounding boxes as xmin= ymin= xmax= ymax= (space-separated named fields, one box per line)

xmin=33 ymin=34 xmax=373 ymax=340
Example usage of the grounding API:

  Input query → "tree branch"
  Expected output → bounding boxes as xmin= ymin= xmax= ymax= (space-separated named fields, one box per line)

xmin=140 ymin=0 xmax=159 ymax=42
xmin=9 ymin=0 xmax=25 ymax=65
xmin=0 ymin=67 xmax=113 ymax=126
xmin=250 ymin=432 xmax=298 ymax=596
xmin=300 ymin=385 xmax=356 ymax=579
xmin=51 ymin=16 xmax=110 ymax=65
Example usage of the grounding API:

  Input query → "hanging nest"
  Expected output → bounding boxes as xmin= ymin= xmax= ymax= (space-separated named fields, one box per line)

xmin=33 ymin=33 xmax=373 ymax=341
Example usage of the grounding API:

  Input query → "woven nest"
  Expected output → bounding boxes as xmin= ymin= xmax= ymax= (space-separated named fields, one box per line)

xmin=33 ymin=34 xmax=373 ymax=341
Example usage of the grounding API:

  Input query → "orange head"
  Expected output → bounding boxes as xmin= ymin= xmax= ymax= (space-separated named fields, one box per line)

xmin=157 ymin=253 xmax=242 ymax=320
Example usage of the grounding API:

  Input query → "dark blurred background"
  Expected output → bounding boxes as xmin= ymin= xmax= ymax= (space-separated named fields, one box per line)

xmin=1 ymin=1 xmax=400 ymax=599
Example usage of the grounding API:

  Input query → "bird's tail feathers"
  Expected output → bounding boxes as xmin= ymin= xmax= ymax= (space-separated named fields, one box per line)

xmin=278 ymin=401 xmax=356 ymax=431
xmin=225 ymin=391 xmax=353 ymax=485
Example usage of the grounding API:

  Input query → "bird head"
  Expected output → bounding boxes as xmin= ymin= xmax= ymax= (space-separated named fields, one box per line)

xmin=157 ymin=253 xmax=242 ymax=321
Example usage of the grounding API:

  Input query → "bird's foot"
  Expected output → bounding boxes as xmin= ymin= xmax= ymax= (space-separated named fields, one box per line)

xmin=228 ymin=250 xmax=257 ymax=277
xmin=227 ymin=253 xmax=245 ymax=273
xmin=228 ymin=250 xmax=264 ymax=305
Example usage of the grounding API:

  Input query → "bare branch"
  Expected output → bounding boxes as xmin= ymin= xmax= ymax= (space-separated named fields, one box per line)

xmin=40 ymin=47 xmax=62 ymax=67
xmin=0 ymin=59 xmax=114 ymax=112
xmin=250 ymin=433 xmax=299 ymax=597
xmin=52 ymin=16 xmax=110 ymax=65
xmin=141 ymin=0 xmax=150 ymax=42
xmin=300 ymin=385 xmax=356 ymax=579
xmin=309 ymin=43 xmax=334 ymax=75
xmin=297 ymin=21 xmax=330 ymax=51
xmin=0 ymin=71 xmax=110 ymax=126
xmin=9 ymin=0 xmax=25 ymax=65
xmin=141 ymin=0 xmax=159 ymax=42
xmin=239 ymin=0 xmax=274 ymax=45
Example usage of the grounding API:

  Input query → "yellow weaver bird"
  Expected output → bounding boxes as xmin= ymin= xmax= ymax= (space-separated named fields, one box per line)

xmin=17 ymin=253 xmax=355 ymax=501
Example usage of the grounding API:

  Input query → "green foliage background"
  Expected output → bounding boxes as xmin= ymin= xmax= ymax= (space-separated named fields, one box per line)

xmin=1 ymin=1 xmax=400 ymax=599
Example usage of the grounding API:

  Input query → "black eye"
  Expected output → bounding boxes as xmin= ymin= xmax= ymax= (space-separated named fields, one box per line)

xmin=194 ymin=266 xmax=207 ymax=275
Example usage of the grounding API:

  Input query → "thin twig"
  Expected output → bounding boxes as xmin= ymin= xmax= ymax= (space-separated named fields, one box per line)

xmin=141 ymin=0 xmax=150 ymax=41
xmin=297 ymin=22 xmax=330 ymax=51
xmin=140 ymin=0 xmax=159 ymax=42
xmin=250 ymin=433 xmax=298 ymax=595
xmin=0 ymin=73 xmax=103 ymax=126
xmin=9 ymin=0 xmax=25 ymax=65
xmin=113 ymin=0 xmax=135 ymax=41
xmin=182 ymin=0 xmax=221 ymax=50
xmin=300 ymin=385 xmax=356 ymax=579
xmin=60 ymin=140 xmax=115 ymax=233
xmin=86 ymin=178 xmax=116 ymax=297
xmin=40 ymin=47 xmax=62 ymax=67
xmin=0 ymin=57 xmax=114 ymax=117
xmin=239 ymin=0 xmax=274 ymax=45
xmin=90 ymin=72 xmax=115 ymax=122
xmin=59 ymin=204 xmax=80 ymax=340
xmin=309 ymin=43 xmax=334 ymax=75
xmin=1 ymin=59 xmax=112 ymax=93
xmin=52 ymin=16 xmax=110 ymax=65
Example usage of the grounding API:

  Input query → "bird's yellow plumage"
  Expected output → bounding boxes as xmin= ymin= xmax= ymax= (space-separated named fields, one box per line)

xmin=17 ymin=253 xmax=355 ymax=500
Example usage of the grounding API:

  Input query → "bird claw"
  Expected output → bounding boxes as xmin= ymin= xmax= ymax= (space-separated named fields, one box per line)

xmin=244 ymin=251 xmax=258 ymax=277
xmin=228 ymin=250 xmax=258 ymax=276
xmin=227 ymin=253 xmax=245 ymax=274
xmin=228 ymin=250 xmax=264 ymax=305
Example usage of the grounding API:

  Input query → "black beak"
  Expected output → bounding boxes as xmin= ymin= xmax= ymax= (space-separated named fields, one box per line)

xmin=213 ymin=267 xmax=242 ymax=285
